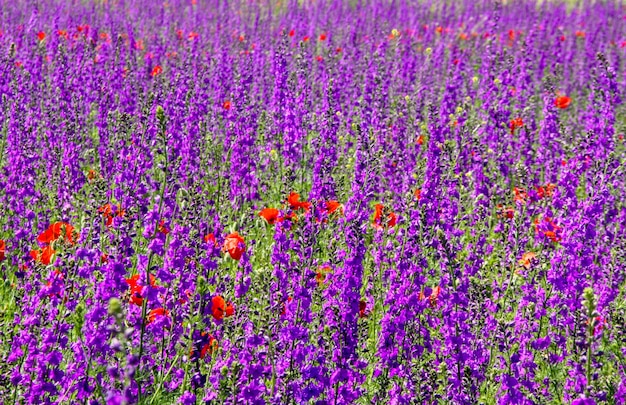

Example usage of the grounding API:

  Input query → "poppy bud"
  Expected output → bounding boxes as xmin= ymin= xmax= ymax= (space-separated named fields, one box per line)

xmin=108 ymin=298 xmax=122 ymax=317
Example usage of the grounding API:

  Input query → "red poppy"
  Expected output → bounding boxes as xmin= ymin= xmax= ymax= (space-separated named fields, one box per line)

xmin=37 ymin=31 xmax=46 ymax=41
xmin=496 ymin=204 xmax=515 ymax=219
xmin=259 ymin=208 xmax=281 ymax=225
xmin=414 ymin=189 xmax=422 ymax=200
xmin=289 ymin=29 xmax=295 ymax=37
xmin=325 ymin=200 xmax=344 ymax=215
xmin=211 ymin=295 xmax=235 ymax=320
xmin=508 ymin=29 xmax=515 ymax=41
xmin=429 ymin=286 xmax=442 ymax=306
xmin=37 ymin=222 xmax=75 ymax=245
xmin=223 ymin=232 xmax=245 ymax=260
xmin=372 ymin=204 xmax=397 ymax=230
xmin=99 ymin=204 xmax=124 ymax=227
xmin=225 ymin=302 xmax=235 ymax=317
xmin=287 ymin=192 xmax=311 ymax=212
xmin=151 ymin=65 xmax=163 ymax=77
xmin=513 ymin=187 xmax=527 ymax=204
xmin=203 ymin=233 xmax=217 ymax=245
xmin=554 ymin=95 xmax=571 ymax=109
xmin=147 ymin=307 xmax=169 ymax=323
xmin=223 ymin=100 xmax=232 ymax=110
xmin=158 ymin=220 xmax=169 ymax=235
xmin=575 ymin=31 xmax=586 ymax=38
xmin=319 ymin=33 xmax=327 ymax=41
xmin=419 ymin=286 xmax=442 ymax=307
xmin=534 ymin=217 xmax=562 ymax=243
xmin=509 ymin=117 xmax=524 ymax=134
xmin=518 ymin=252 xmax=536 ymax=269
xmin=590 ymin=316 xmax=607 ymax=336
xmin=316 ymin=265 xmax=332 ymax=287
xmin=417 ymin=135 xmax=424 ymax=145
xmin=359 ymin=300 xmax=367 ymax=318
xmin=101 ymin=253 xmax=108 ymax=264
xmin=199 ymin=333 xmax=218 ymax=358
xmin=125 ymin=273 xmax=157 ymax=306
xmin=303 ymin=36 xmax=310 ymax=42
xmin=535 ymin=183 xmax=556 ymax=199
xmin=30 ymin=245 xmax=56 ymax=265
xmin=281 ymin=296 xmax=293 ymax=316
xmin=0 ymin=239 xmax=5 ymax=261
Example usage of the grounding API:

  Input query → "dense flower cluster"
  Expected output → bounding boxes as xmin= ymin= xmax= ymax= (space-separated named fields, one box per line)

xmin=0 ymin=0 xmax=625 ymax=404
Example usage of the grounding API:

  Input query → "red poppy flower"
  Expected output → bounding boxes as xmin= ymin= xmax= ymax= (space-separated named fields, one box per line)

xmin=496 ymin=204 xmax=515 ymax=219
xmin=303 ymin=36 xmax=310 ymax=42
xmin=281 ymin=296 xmax=293 ymax=316
xmin=554 ymin=95 xmax=571 ymax=109
xmin=509 ymin=117 xmax=524 ymax=134
xmin=414 ymin=189 xmax=422 ymax=200
xmin=223 ymin=232 xmax=245 ymax=260
xmin=575 ymin=31 xmax=586 ymax=38
xmin=324 ymin=200 xmax=343 ymax=215
xmin=211 ymin=295 xmax=235 ymax=320
xmin=0 ymin=239 xmax=5 ymax=261
xmin=225 ymin=302 xmax=235 ymax=317
xmin=535 ymin=183 xmax=556 ymax=199
xmin=419 ymin=286 xmax=442 ymax=307
xmin=319 ymin=33 xmax=327 ymax=41
xmin=223 ymin=100 xmax=231 ymax=110
xmin=316 ymin=265 xmax=332 ymax=287
xmin=518 ymin=252 xmax=536 ymax=269
xmin=125 ymin=274 xmax=157 ymax=306
xmin=534 ymin=217 xmax=562 ymax=243
xmin=287 ymin=192 xmax=312 ymax=212
xmin=36 ymin=226 xmax=58 ymax=244
xmin=289 ymin=29 xmax=295 ymax=37
xmin=513 ymin=187 xmax=527 ymax=204
xmin=203 ymin=233 xmax=217 ymax=245
xmin=372 ymin=204 xmax=397 ymax=230
xmin=37 ymin=31 xmax=46 ymax=41
xmin=359 ymin=300 xmax=367 ymax=318
xmin=151 ymin=65 xmax=163 ymax=77
xmin=158 ymin=220 xmax=169 ymax=235
xmin=199 ymin=333 xmax=218 ymax=358
xmin=30 ymin=245 xmax=56 ymax=265
xmin=429 ymin=286 xmax=442 ymax=306
xmin=99 ymin=204 xmax=124 ymax=227
xmin=148 ymin=307 xmax=169 ymax=323
xmin=259 ymin=208 xmax=281 ymax=225
xmin=211 ymin=295 xmax=226 ymax=320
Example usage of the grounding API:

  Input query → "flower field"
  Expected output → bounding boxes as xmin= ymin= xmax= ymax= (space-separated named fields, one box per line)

xmin=1 ymin=0 xmax=626 ymax=404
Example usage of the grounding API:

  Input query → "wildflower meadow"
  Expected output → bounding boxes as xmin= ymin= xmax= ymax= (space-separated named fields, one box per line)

xmin=0 ymin=0 xmax=625 ymax=404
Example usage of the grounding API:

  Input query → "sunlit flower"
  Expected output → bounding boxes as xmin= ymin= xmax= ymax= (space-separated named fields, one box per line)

xmin=223 ymin=232 xmax=245 ymax=260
